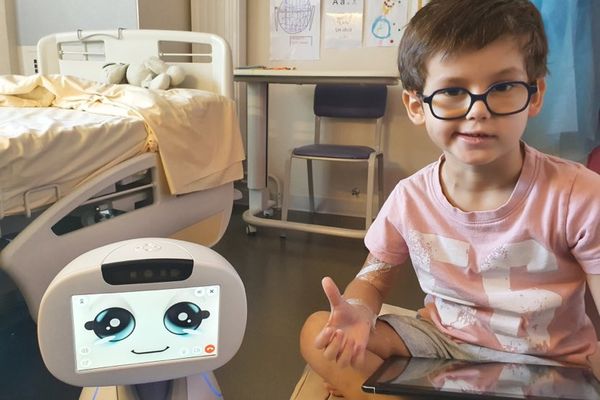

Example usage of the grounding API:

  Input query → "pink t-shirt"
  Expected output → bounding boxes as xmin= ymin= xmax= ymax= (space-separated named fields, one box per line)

xmin=365 ymin=144 xmax=600 ymax=365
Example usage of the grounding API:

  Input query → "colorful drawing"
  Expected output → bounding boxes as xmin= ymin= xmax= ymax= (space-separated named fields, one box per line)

xmin=371 ymin=0 xmax=395 ymax=39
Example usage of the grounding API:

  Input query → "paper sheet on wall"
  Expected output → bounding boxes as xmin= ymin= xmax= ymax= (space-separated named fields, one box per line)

xmin=324 ymin=0 xmax=364 ymax=49
xmin=270 ymin=0 xmax=321 ymax=60
xmin=365 ymin=0 xmax=429 ymax=47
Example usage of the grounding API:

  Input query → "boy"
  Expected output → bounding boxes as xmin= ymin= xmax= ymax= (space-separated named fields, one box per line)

xmin=299 ymin=0 xmax=600 ymax=399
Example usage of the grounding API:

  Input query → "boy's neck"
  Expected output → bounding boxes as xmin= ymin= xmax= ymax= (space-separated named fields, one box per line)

xmin=439 ymin=144 xmax=525 ymax=212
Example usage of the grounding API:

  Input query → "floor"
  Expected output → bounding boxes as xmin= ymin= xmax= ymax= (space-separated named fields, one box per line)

xmin=0 ymin=205 xmax=425 ymax=400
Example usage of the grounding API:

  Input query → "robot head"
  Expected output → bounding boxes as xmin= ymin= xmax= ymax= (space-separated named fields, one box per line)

xmin=37 ymin=238 xmax=246 ymax=387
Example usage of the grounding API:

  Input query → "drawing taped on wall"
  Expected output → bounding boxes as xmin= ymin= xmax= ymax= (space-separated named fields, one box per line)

xmin=270 ymin=0 xmax=321 ymax=60
xmin=275 ymin=0 xmax=316 ymax=34
xmin=366 ymin=0 xmax=429 ymax=47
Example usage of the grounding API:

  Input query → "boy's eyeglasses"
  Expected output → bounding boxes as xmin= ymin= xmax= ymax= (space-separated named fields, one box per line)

xmin=419 ymin=81 xmax=538 ymax=120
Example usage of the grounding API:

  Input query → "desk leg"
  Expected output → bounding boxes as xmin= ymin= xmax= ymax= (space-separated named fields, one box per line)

xmin=245 ymin=82 xmax=270 ymax=214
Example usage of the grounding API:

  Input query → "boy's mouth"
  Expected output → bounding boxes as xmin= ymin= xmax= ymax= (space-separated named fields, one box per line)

xmin=454 ymin=132 xmax=495 ymax=143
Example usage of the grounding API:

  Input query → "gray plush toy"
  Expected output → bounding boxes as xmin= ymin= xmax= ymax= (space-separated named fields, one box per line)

xmin=103 ymin=56 xmax=186 ymax=90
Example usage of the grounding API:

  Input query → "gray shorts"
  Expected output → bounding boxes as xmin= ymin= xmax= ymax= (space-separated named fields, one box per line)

xmin=378 ymin=314 xmax=562 ymax=366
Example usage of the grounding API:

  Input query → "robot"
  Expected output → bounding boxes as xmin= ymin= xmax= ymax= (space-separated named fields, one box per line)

xmin=36 ymin=238 xmax=247 ymax=400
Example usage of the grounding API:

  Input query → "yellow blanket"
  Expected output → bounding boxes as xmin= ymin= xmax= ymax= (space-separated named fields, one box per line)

xmin=0 ymin=74 xmax=244 ymax=194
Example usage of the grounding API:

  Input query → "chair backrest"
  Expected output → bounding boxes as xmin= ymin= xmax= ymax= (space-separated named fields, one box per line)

xmin=314 ymin=84 xmax=388 ymax=119
xmin=312 ymin=84 xmax=388 ymax=148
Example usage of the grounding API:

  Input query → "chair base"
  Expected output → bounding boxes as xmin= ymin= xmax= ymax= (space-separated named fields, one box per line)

xmin=242 ymin=209 xmax=367 ymax=239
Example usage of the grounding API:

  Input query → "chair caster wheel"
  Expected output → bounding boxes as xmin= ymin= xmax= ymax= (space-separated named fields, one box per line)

xmin=245 ymin=225 xmax=257 ymax=235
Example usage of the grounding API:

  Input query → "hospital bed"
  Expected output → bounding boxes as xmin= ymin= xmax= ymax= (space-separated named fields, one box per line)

xmin=0 ymin=29 xmax=245 ymax=320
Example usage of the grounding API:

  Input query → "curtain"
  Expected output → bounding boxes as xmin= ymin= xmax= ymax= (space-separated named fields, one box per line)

xmin=524 ymin=0 xmax=600 ymax=162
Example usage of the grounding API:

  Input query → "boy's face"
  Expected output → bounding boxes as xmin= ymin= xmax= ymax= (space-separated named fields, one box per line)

xmin=403 ymin=37 xmax=546 ymax=168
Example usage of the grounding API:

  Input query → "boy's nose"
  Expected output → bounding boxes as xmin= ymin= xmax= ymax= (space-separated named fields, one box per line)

xmin=465 ymin=98 xmax=491 ymax=120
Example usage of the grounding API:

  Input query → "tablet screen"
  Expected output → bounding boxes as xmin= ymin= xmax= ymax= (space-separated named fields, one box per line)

xmin=362 ymin=356 xmax=600 ymax=400
xmin=71 ymin=285 xmax=220 ymax=371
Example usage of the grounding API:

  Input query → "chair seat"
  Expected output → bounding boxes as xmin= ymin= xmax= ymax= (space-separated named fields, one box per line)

xmin=292 ymin=144 xmax=375 ymax=159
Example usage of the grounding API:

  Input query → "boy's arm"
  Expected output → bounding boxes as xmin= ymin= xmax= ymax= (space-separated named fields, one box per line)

xmin=342 ymin=252 xmax=401 ymax=315
xmin=585 ymin=274 xmax=600 ymax=378
xmin=315 ymin=253 xmax=401 ymax=365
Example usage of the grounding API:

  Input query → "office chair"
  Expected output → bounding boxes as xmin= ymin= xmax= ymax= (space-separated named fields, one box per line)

xmin=281 ymin=84 xmax=388 ymax=236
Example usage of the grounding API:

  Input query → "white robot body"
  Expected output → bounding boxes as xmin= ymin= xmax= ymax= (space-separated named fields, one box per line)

xmin=37 ymin=238 xmax=246 ymax=399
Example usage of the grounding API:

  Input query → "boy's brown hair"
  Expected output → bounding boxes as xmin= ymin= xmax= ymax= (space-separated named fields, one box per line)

xmin=398 ymin=0 xmax=548 ymax=92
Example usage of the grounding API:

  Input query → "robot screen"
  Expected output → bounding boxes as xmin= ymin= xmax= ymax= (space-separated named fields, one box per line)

xmin=71 ymin=285 xmax=220 ymax=372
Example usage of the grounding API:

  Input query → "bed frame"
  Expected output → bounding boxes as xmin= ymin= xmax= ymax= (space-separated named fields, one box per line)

xmin=0 ymin=29 xmax=238 ymax=320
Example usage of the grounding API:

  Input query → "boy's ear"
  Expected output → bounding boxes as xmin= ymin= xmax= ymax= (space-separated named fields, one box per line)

xmin=402 ymin=90 xmax=426 ymax=125
xmin=528 ymin=77 xmax=546 ymax=117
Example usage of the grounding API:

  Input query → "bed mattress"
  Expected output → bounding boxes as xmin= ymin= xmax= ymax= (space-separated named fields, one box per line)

xmin=0 ymin=107 xmax=148 ymax=217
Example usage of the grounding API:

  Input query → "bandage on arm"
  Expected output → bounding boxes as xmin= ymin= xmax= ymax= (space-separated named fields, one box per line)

xmin=345 ymin=297 xmax=378 ymax=330
xmin=341 ymin=253 xmax=400 ymax=328
xmin=355 ymin=253 xmax=399 ymax=295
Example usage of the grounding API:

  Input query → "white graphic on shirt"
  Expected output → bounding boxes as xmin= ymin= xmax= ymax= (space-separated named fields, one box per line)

xmin=481 ymin=241 xmax=560 ymax=353
xmin=407 ymin=230 xmax=472 ymax=305
xmin=406 ymin=231 xmax=561 ymax=353
xmin=435 ymin=297 xmax=478 ymax=329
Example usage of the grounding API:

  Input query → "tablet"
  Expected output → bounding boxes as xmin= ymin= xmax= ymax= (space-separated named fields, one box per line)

xmin=362 ymin=356 xmax=600 ymax=399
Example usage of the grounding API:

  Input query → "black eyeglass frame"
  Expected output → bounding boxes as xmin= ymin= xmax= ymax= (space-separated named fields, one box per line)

xmin=419 ymin=81 xmax=539 ymax=120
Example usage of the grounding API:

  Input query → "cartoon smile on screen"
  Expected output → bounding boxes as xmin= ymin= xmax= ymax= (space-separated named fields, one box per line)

xmin=72 ymin=285 xmax=220 ymax=371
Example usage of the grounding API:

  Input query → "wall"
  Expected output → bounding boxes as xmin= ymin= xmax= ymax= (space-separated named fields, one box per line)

xmin=14 ymin=0 xmax=139 ymax=46
xmin=190 ymin=0 xmax=247 ymax=147
xmin=247 ymin=1 xmax=440 ymax=216
xmin=12 ymin=0 xmax=189 ymax=74
xmin=137 ymin=0 xmax=190 ymax=31
xmin=0 ymin=0 xmax=17 ymax=74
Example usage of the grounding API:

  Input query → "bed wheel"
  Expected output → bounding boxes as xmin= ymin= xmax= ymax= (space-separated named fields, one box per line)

xmin=245 ymin=225 xmax=257 ymax=235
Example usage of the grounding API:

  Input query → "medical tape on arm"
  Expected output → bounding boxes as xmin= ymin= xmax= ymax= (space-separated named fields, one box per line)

xmin=356 ymin=258 xmax=397 ymax=292
xmin=345 ymin=297 xmax=378 ymax=330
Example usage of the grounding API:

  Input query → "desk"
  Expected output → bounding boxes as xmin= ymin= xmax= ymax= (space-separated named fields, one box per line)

xmin=234 ymin=69 xmax=399 ymax=238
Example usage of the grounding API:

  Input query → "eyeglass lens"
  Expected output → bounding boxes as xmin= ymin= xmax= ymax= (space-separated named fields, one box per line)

xmin=430 ymin=82 xmax=530 ymax=119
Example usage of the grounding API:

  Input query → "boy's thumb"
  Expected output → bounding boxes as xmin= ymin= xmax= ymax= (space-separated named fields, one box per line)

xmin=322 ymin=276 xmax=343 ymax=310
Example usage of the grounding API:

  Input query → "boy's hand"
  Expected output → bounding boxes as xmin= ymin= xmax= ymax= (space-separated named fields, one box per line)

xmin=314 ymin=276 xmax=375 ymax=367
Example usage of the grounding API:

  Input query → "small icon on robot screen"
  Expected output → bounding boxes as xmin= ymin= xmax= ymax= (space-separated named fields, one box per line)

xmin=72 ymin=285 xmax=220 ymax=371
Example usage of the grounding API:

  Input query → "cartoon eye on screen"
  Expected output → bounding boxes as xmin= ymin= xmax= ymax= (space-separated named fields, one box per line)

xmin=72 ymin=285 xmax=220 ymax=371
xmin=164 ymin=302 xmax=210 ymax=335
xmin=84 ymin=307 xmax=136 ymax=343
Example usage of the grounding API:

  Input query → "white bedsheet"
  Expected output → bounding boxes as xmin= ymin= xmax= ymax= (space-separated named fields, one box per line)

xmin=0 ymin=74 xmax=245 ymax=195
xmin=0 ymin=107 xmax=147 ymax=216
